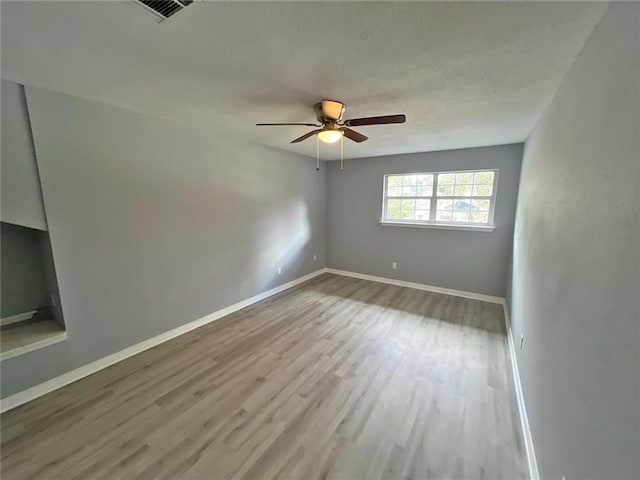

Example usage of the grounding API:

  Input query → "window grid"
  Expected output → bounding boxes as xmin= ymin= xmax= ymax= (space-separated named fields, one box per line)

xmin=382 ymin=169 xmax=498 ymax=227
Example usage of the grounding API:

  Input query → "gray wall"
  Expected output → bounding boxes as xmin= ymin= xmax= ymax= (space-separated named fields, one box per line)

xmin=1 ymin=84 xmax=326 ymax=398
xmin=509 ymin=4 xmax=639 ymax=479
xmin=1 ymin=222 xmax=50 ymax=317
xmin=39 ymin=230 xmax=65 ymax=329
xmin=1 ymin=79 xmax=48 ymax=231
xmin=327 ymin=144 xmax=523 ymax=297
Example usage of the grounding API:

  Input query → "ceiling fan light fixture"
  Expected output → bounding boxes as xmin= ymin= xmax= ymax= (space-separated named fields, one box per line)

xmin=317 ymin=129 xmax=343 ymax=144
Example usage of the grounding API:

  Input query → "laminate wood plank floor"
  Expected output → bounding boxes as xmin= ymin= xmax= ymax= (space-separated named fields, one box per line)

xmin=0 ymin=273 xmax=528 ymax=479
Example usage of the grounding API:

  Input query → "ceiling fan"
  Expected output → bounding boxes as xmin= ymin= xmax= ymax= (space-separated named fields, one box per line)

xmin=256 ymin=100 xmax=406 ymax=144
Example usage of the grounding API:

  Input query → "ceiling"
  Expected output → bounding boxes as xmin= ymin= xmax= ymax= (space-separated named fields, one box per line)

xmin=1 ymin=1 xmax=608 ymax=160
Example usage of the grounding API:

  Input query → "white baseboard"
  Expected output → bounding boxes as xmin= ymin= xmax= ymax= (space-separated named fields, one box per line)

xmin=1 ymin=310 xmax=37 ymax=327
xmin=0 ymin=269 xmax=326 ymax=413
xmin=325 ymin=268 xmax=504 ymax=304
xmin=502 ymin=301 xmax=540 ymax=480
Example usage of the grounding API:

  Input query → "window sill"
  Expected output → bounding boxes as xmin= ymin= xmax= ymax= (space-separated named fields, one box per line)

xmin=379 ymin=221 xmax=495 ymax=232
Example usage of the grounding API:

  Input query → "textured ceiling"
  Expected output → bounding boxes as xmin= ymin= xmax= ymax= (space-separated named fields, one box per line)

xmin=1 ymin=1 xmax=608 ymax=160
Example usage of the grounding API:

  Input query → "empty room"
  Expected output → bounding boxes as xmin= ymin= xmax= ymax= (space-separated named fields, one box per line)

xmin=0 ymin=1 xmax=638 ymax=479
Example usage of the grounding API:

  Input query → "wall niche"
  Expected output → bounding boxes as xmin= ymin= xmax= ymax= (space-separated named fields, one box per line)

xmin=1 ymin=222 xmax=66 ymax=358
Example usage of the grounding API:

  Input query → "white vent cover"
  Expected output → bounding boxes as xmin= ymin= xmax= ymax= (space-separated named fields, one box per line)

xmin=134 ymin=0 xmax=193 ymax=22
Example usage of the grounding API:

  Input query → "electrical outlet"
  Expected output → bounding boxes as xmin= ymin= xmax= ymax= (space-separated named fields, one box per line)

xmin=277 ymin=267 xmax=282 ymax=275
xmin=313 ymin=254 xmax=317 ymax=262
xmin=392 ymin=262 xmax=397 ymax=269
xmin=520 ymin=334 xmax=524 ymax=349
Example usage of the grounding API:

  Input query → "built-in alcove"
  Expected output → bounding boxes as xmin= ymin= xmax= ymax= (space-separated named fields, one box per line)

xmin=0 ymin=221 xmax=66 ymax=359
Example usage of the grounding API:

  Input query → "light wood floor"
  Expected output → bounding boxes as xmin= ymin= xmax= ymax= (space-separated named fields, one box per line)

xmin=0 ymin=273 xmax=527 ymax=479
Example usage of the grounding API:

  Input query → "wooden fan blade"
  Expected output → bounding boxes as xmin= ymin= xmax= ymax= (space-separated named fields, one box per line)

xmin=342 ymin=128 xmax=368 ymax=143
xmin=256 ymin=123 xmax=319 ymax=126
xmin=344 ymin=114 xmax=406 ymax=127
xmin=291 ymin=129 xmax=322 ymax=143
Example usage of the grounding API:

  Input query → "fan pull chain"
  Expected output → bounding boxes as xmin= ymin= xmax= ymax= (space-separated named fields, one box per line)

xmin=316 ymin=135 xmax=320 ymax=171
xmin=340 ymin=134 xmax=344 ymax=170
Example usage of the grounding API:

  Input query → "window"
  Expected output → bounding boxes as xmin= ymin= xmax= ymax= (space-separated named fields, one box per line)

xmin=381 ymin=169 xmax=497 ymax=229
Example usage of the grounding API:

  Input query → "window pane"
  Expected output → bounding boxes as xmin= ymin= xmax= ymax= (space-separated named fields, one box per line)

xmin=416 ymin=199 xmax=431 ymax=210
xmin=401 ymin=186 xmax=417 ymax=196
xmin=436 ymin=210 xmax=453 ymax=222
xmin=400 ymin=210 xmax=414 ymax=220
xmin=454 ymin=199 xmax=472 ymax=211
xmin=416 ymin=185 xmax=432 ymax=196
xmin=474 ymin=171 xmax=494 ymax=184
xmin=470 ymin=211 xmax=489 ymax=223
xmin=471 ymin=199 xmax=490 ymax=211
xmin=387 ymin=176 xmax=403 ymax=187
xmin=387 ymin=209 xmax=402 ymax=219
xmin=415 ymin=210 xmax=430 ymax=221
xmin=387 ymin=186 xmax=402 ymax=197
xmin=453 ymin=211 xmax=470 ymax=222
xmin=437 ymin=184 xmax=454 ymax=196
xmin=402 ymin=175 xmax=417 ymax=186
xmin=386 ymin=199 xmax=402 ymax=219
xmin=400 ymin=199 xmax=415 ymax=210
xmin=438 ymin=173 xmax=455 ymax=185
xmin=472 ymin=183 xmax=493 ymax=196
xmin=387 ymin=199 xmax=401 ymax=210
xmin=456 ymin=172 xmax=473 ymax=184
xmin=454 ymin=184 xmax=472 ymax=196
xmin=437 ymin=199 xmax=453 ymax=210
xmin=417 ymin=174 xmax=433 ymax=185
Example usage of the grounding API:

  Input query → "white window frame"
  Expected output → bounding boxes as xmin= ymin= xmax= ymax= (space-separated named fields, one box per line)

xmin=380 ymin=169 xmax=498 ymax=232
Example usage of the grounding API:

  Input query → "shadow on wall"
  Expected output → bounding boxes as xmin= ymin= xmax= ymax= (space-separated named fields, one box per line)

xmin=36 ymin=149 xmax=317 ymax=357
xmin=252 ymin=198 xmax=312 ymax=293
xmin=19 ymin=82 xmax=326 ymax=368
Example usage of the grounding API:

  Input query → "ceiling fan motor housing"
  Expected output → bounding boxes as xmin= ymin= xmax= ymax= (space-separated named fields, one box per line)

xmin=315 ymin=100 xmax=345 ymax=123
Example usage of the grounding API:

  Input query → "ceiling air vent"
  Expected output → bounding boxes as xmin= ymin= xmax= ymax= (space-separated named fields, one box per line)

xmin=134 ymin=0 xmax=193 ymax=22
